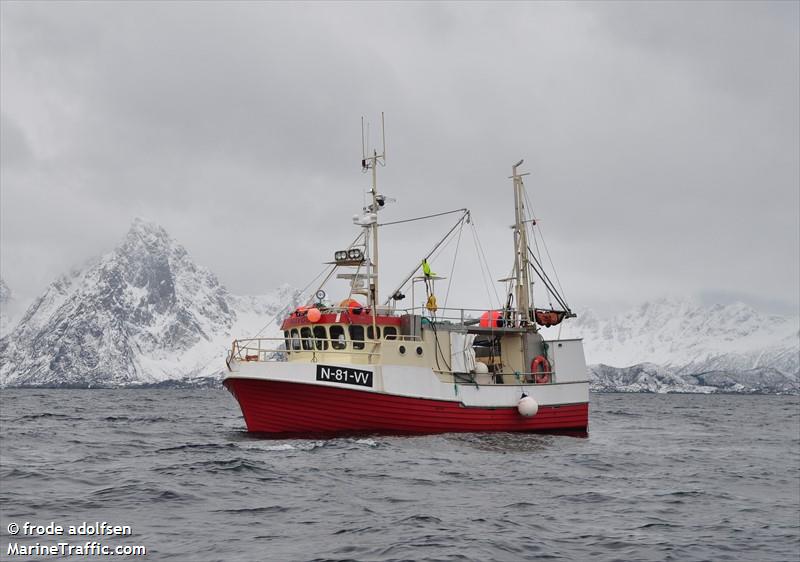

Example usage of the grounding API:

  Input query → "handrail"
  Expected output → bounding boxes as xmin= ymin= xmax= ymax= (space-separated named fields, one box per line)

xmin=255 ymin=333 xmax=422 ymax=347
xmin=229 ymin=337 xmax=558 ymax=385
xmin=391 ymin=306 xmax=499 ymax=326
xmin=230 ymin=336 xmax=390 ymax=363
xmin=283 ymin=301 xmax=575 ymax=322
xmin=283 ymin=305 xmax=576 ymax=332
xmin=287 ymin=305 xmax=490 ymax=317
xmin=435 ymin=368 xmax=558 ymax=384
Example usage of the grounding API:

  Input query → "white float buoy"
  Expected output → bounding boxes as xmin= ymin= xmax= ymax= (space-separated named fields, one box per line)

xmin=517 ymin=393 xmax=539 ymax=417
xmin=474 ymin=362 xmax=489 ymax=375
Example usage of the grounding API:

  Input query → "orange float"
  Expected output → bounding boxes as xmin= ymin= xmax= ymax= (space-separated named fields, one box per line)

xmin=339 ymin=299 xmax=364 ymax=314
xmin=479 ymin=310 xmax=502 ymax=328
xmin=307 ymin=307 xmax=322 ymax=323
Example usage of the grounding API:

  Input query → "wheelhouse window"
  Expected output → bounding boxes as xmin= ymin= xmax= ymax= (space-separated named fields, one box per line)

xmin=290 ymin=328 xmax=301 ymax=350
xmin=383 ymin=326 xmax=398 ymax=340
xmin=349 ymin=325 xmax=365 ymax=350
xmin=300 ymin=327 xmax=313 ymax=350
xmin=313 ymin=325 xmax=328 ymax=350
xmin=367 ymin=326 xmax=381 ymax=340
xmin=284 ymin=330 xmax=291 ymax=351
xmin=330 ymin=325 xmax=346 ymax=350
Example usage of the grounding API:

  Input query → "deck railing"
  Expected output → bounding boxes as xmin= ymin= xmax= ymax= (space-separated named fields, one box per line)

xmin=229 ymin=337 xmax=393 ymax=363
xmin=396 ymin=306 xmax=488 ymax=326
xmin=289 ymin=305 xmax=504 ymax=328
xmin=227 ymin=337 xmax=558 ymax=385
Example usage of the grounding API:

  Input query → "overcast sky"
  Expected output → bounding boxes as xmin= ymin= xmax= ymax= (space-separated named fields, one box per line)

xmin=1 ymin=1 xmax=798 ymax=315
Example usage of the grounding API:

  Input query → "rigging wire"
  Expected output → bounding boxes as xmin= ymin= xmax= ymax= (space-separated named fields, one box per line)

xmin=468 ymin=223 xmax=495 ymax=310
xmin=443 ymin=219 xmax=464 ymax=310
xmin=523 ymin=200 xmax=553 ymax=309
xmin=523 ymin=185 xmax=569 ymax=305
xmin=527 ymin=247 xmax=571 ymax=313
xmin=378 ymin=208 xmax=469 ymax=227
xmin=251 ymin=231 xmax=364 ymax=339
xmin=520 ymin=185 xmax=548 ymax=308
xmin=383 ymin=211 xmax=470 ymax=306
xmin=469 ymin=221 xmax=502 ymax=309
xmin=251 ymin=267 xmax=329 ymax=339
xmin=431 ymin=321 xmax=453 ymax=374
xmin=421 ymin=292 xmax=453 ymax=375
xmin=537 ymin=227 xmax=567 ymax=302
xmin=419 ymin=275 xmax=447 ymax=372
xmin=429 ymin=223 xmax=462 ymax=263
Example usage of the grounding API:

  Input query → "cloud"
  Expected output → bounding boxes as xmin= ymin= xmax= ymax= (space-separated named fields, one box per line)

xmin=1 ymin=2 xmax=797 ymax=314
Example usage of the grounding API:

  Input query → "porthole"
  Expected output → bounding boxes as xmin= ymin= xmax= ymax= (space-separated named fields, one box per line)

xmin=416 ymin=346 xmax=423 ymax=356
xmin=398 ymin=345 xmax=406 ymax=355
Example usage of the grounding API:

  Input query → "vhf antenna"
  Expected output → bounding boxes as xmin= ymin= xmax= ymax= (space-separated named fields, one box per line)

xmin=361 ymin=112 xmax=386 ymax=171
xmin=361 ymin=116 xmax=366 ymax=165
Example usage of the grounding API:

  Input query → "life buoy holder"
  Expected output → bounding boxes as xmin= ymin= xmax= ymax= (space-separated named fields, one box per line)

xmin=531 ymin=355 xmax=551 ymax=384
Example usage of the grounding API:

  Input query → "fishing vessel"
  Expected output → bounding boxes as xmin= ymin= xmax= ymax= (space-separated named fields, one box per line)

xmin=224 ymin=119 xmax=589 ymax=436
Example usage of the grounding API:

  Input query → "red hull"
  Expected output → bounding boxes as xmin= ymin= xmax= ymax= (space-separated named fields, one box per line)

xmin=224 ymin=378 xmax=588 ymax=437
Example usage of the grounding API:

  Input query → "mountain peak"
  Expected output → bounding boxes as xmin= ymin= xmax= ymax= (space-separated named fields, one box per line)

xmin=130 ymin=216 xmax=165 ymax=231
xmin=125 ymin=217 xmax=172 ymax=243
xmin=0 ymin=218 xmax=237 ymax=387
xmin=117 ymin=218 xmax=187 ymax=266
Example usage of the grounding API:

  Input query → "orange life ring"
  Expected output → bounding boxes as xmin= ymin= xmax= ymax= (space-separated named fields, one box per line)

xmin=531 ymin=355 xmax=551 ymax=384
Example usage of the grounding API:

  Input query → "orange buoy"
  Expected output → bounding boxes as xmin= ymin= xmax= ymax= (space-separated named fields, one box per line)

xmin=339 ymin=299 xmax=363 ymax=314
xmin=307 ymin=307 xmax=322 ymax=323
xmin=479 ymin=310 xmax=502 ymax=328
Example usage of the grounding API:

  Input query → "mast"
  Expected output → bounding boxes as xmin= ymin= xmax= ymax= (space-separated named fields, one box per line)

xmin=360 ymin=113 xmax=386 ymax=310
xmin=512 ymin=160 xmax=534 ymax=329
xmin=370 ymin=149 xmax=379 ymax=307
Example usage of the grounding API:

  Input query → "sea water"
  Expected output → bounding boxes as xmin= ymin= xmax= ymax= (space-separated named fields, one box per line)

xmin=1 ymin=390 xmax=798 ymax=561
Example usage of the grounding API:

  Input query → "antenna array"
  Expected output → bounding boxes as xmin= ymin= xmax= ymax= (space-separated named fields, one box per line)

xmin=361 ymin=112 xmax=386 ymax=171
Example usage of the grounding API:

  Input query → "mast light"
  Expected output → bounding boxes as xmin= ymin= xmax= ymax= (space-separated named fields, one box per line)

xmin=334 ymin=248 xmax=365 ymax=264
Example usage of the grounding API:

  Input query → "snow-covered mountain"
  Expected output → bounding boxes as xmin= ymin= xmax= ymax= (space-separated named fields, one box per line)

xmin=540 ymin=298 xmax=799 ymax=394
xmin=0 ymin=219 xmax=300 ymax=387
xmin=1 ymin=220 xmax=797 ymax=393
